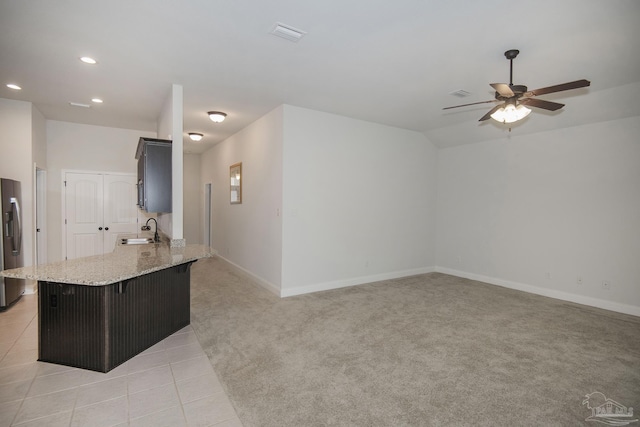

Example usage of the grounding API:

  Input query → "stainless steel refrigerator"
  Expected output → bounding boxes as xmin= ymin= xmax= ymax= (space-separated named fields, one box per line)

xmin=1 ymin=178 xmax=25 ymax=309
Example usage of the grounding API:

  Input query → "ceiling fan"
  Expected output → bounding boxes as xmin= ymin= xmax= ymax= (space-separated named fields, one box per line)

xmin=443 ymin=49 xmax=591 ymax=124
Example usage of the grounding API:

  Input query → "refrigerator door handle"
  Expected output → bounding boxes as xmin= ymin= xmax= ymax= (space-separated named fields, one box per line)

xmin=9 ymin=197 xmax=21 ymax=255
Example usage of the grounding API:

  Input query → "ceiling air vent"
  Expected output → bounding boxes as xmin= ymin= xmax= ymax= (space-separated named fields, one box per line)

xmin=449 ymin=90 xmax=471 ymax=98
xmin=270 ymin=22 xmax=306 ymax=42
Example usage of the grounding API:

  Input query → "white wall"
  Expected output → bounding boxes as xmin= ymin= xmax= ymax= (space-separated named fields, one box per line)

xmin=46 ymin=121 xmax=155 ymax=262
xmin=281 ymin=105 xmax=438 ymax=296
xmin=31 ymin=106 xmax=46 ymax=169
xmin=183 ymin=153 xmax=201 ymax=244
xmin=0 ymin=98 xmax=36 ymax=271
xmin=201 ymin=106 xmax=283 ymax=293
xmin=436 ymin=116 xmax=640 ymax=315
xmin=156 ymin=84 xmax=184 ymax=241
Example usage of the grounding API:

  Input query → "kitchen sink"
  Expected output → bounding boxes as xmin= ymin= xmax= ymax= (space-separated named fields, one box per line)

xmin=121 ymin=238 xmax=154 ymax=245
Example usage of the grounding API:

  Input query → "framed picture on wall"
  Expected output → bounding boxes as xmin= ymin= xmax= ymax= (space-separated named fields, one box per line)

xmin=230 ymin=162 xmax=242 ymax=204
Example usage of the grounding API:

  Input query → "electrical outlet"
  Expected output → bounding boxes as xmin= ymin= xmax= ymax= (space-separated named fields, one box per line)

xmin=602 ymin=281 xmax=611 ymax=290
xmin=577 ymin=276 xmax=583 ymax=285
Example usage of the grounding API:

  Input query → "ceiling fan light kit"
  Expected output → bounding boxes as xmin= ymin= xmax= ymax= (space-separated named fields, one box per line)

xmin=490 ymin=103 xmax=531 ymax=124
xmin=443 ymin=49 xmax=590 ymax=125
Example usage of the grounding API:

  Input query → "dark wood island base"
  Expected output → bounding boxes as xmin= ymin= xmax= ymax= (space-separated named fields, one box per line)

xmin=38 ymin=261 xmax=195 ymax=372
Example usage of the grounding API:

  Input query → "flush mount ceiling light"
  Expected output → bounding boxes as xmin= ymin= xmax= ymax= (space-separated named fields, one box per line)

xmin=188 ymin=133 xmax=203 ymax=141
xmin=91 ymin=98 xmax=103 ymax=103
xmin=270 ymin=22 xmax=307 ymax=42
xmin=6 ymin=83 xmax=21 ymax=90
xmin=80 ymin=56 xmax=97 ymax=64
xmin=207 ymin=111 xmax=227 ymax=123
xmin=490 ymin=103 xmax=531 ymax=124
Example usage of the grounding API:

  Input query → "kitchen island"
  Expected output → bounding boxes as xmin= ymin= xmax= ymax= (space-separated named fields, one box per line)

xmin=0 ymin=237 xmax=213 ymax=372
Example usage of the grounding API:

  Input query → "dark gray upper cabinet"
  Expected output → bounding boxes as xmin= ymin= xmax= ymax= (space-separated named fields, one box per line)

xmin=136 ymin=137 xmax=172 ymax=213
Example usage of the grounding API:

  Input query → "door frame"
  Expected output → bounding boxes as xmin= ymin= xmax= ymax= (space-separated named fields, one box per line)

xmin=35 ymin=167 xmax=47 ymax=265
xmin=203 ymin=183 xmax=212 ymax=247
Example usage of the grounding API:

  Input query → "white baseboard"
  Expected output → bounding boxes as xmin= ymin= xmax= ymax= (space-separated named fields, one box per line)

xmin=210 ymin=258 xmax=639 ymax=317
xmin=280 ymin=266 xmax=436 ymax=298
xmin=216 ymin=256 xmax=281 ymax=297
xmin=435 ymin=266 xmax=640 ymax=317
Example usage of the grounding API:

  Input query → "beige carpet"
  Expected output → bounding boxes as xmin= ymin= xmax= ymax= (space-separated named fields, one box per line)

xmin=189 ymin=256 xmax=640 ymax=426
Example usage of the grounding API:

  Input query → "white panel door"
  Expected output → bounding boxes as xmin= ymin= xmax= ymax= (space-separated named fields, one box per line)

xmin=65 ymin=173 xmax=103 ymax=260
xmin=103 ymin=175 xmax=138 ymax=253
xmin=65 ymin=172 xmax=138 ymax=260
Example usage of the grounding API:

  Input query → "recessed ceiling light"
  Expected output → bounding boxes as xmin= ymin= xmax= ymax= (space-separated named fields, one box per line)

xmin=188 ymin=133 xmax=203 ymax=141
xmin=80 ymin=56 xmax=97 ymax=64
xmin=6 ymin=83 xmax=21 ymax=90
xmin=91 ymin=98 xmax=103 ymax=103
xmin=207 ymin=111 xmax=227 ymax=123
xmin=69 ymin=102 xmax=91 ymax=108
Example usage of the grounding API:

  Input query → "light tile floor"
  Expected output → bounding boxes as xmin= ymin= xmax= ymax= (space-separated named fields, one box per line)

xmin=0 ymin=294 xmax=243 ymax=427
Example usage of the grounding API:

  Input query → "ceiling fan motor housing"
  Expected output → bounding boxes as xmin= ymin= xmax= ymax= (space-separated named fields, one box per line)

xmin=495 ymin=84 xmax=528 ymax=100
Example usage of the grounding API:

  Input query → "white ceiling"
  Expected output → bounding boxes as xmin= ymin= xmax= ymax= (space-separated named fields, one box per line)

xmin=1 ymin=0 xmax=639 ymax=153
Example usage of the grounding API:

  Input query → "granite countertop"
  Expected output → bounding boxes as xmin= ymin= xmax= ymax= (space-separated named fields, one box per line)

xmin=0 ymin=234 xmax=214 ymax=286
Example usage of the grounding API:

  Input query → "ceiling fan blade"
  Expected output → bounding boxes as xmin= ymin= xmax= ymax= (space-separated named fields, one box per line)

xmin=519 ymin=98 xmax=564 ymax=111
xmin=490 ymin=83 xmax=514 ymax=97
xmin=524 ymin=79 xmax=591 ymax=97
xmin=479 ymin=104 xmax=504 ymax=121
xmin=443 ymin=99 xmax=497 ymax=110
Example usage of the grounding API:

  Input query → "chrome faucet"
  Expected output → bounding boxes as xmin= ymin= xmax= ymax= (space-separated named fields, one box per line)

xmin=143 ymin=217 xmax=159 ymax=242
